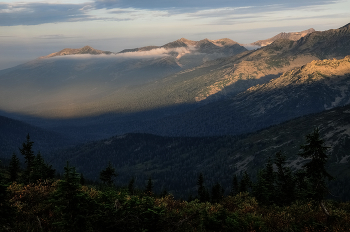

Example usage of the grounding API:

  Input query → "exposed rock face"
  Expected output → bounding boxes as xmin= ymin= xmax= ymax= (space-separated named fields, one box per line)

xmin=251 ymin=28 xmax=315 ymax=47
xmin=40 ymin=46 xmax=112 ymax=58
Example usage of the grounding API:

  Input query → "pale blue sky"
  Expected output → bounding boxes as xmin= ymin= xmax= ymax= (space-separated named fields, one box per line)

xmin=0 ymin=0 xmax=349 ymax=70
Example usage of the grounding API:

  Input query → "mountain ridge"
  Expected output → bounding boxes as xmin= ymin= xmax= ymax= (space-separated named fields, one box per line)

xmin=251 ymin=28 xmax=315 ymax=47
xmin=40 ymin=45 xmax=113 ymax=58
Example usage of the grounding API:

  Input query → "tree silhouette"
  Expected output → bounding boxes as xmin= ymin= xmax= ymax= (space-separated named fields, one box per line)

xmin=99 ymin=161 xmax=117 ymax=186
xmin=145 ymin=177 xmax=153 ymax=196
xmin=8 ymin=153 xmax=20 ymax=182
xmin=19 ymin=134 xmax=35 ymax=183
xmin=298 ymin=128 xmax=333 ymax=216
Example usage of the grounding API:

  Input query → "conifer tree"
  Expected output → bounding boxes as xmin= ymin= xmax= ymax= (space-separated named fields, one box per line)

xmin=239 ymin=171 xmax=252 ymax=193
xmin=128 ymin=176 xmax=135 ymax=195
xmin=160 ymin=188 xmax=168 ymax=198
xmin=211 ymin=182 xmax=224 ymax=203
xmin=99 ymin=161 xmax=117 ymax=186
xmin=253 ymin=157 xmax=275 ymax=205
xmin=231 ymin=174 xmax=239 ymax=196
xmin=0 ymin=160 xmax=14 ymax=228
xmin=30 ymin=152 xmax=55 ymax=182
xmin=19 ymin=134 xmax=35 ymax=183
xmin=274 ymin=151 xmax=295 ymax=205
xmin=298 ymin=128 xmax=333 ymax=215
xmin=8 ymin=153 xmax=20 ymax=182
xmin=145 ymin=177 xmax=153 ymax=196
xmin=197 ymin=173 xmax=207 ymax=202
xmin=51 ymin=162 xmax=93 ymax=231
xmin=80 ymin=173 xmax=85 ymax=185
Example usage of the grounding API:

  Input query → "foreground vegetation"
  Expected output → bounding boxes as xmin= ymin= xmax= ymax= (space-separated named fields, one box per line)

xmin=1 ymin=178 xmax=350 ymax=232
xmin=1 ymin=129 xmax=350 ymax=231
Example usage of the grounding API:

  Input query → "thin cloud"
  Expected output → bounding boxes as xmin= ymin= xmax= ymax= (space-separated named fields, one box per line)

xmin=0 ymin=0 xmax=341 ymax=26
xmin=36 ymin=34 xmax=80 ymax=40
xmin=0 ymin=2 xmax=92 ymax=26
xmin=93 ymin=0 xmax=334 ymax=12
xmin=48 ymin=47 xmax=198 ymax=60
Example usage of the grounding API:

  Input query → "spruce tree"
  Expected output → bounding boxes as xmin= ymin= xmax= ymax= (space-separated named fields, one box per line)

xmin=8 ymin=153 xmax=20 ymax=182
xmin=211 ymin=182 xmax=224 ymax=203
xmin=239 ymin=171 xmax=252 ymax=193
xmin=19 ymin=134 xmax=35 ymax=183
xmin=99 ymin=161 xmax=117 ymax=186
xmin=80 ymin=173 xmax=85 ymax=185
xmin=51 ymin=162 xmax=92 ymax=231
xmin=128 ymin=176 xmax=135 ymax=195
xmin=30 ymin=152 xmax=55 ymax=182
xmin=197 ymin=173 xmax=207 ymax=202
xmin=231 ymin=174 xmax=239 ymax=196
xmin=0 ymin=160 xmax=14 ymax=229
xmin=253 ymin=158 xmax=275 ymax=205
xmin=298 ymin=128 xmax=333 ymax=215
xmin=145 ymin=177 xmax=153 ymax=196
xmin=274 ymin=151 xmax=295 ymax=205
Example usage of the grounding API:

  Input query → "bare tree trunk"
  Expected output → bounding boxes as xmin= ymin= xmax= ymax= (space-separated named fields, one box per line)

xmin=320 ymin=200 xmax=330 ymax=217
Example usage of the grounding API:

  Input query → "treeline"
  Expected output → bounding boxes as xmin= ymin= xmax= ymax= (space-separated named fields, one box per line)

xmin=1 ymin=130 xmax=350 ymax=231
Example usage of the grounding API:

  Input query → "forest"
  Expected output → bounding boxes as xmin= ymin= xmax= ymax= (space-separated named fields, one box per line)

xmin=1 ymin=129 xmax=350 ymax=231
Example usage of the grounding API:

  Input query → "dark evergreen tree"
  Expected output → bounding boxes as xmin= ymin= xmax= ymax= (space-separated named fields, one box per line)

xmin=294 ymin=170 xmax=310 ymax=200
xmin=254 ymin=157 xmax=275 ymax=205
xmin=160 ymin=188 xmax=168 ymax=198
xmin=128 ymin=176 xmax=135 ymax=195
xmin=0 ymin=160 xmax=14 ymax=229
xmin=80 ymin=173 xmax=85 ymax=185
xmin=8 ymin=153 xmax=20 ymax=182
xmin=19 ymin=134 xmax=35 ymax=183
xmin=197 ymin=173 xmax=208 ymax=202
xmin=231 ymin=174 xmax=239 ymax=196
xmin=298 ymin=128 xmax=333 ymax=215
xmin=239 ymin=171 xmax=252 ymax=193
xmin=211 ymin=182 xmax=224 ymax=203
xmin=51 ymin=162 xmax=94 ymax=231
xmin=99 ymin=161 xmax=117 ymax=186
xmin=145 ymin=177 xmax=153 ymax=196
xmin=274 ymin=151 xmax=295 ymax=205
xmin=30 ymin=152 xmax=55 ymax=182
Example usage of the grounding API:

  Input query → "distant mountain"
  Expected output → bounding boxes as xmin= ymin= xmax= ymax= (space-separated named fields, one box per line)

xmin=0 ymin=38 xmax=247 ymax=119
xmin=52 ymin=103 xmax=350 ymax=200
xmin=119 ymin=37 xmax=244 ymax=55
xmin=251 ymin=28 xmax=315 ymax=47
xmin=40 ymin=45 xmax=112 ymax=58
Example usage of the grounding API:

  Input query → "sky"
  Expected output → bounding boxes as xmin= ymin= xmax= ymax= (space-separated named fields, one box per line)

xmin=0 ymin=0 xmax=349 ymax=70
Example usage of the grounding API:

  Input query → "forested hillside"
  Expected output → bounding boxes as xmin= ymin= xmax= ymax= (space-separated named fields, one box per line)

xmin=44 ymin=103 xmax=350 ymax=200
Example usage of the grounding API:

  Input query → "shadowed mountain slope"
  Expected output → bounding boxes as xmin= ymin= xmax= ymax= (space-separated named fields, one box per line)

xmin=137 ymin=56 xmax=350 ymax=136
xmin=51 ymin=103 xmax=350 ymax=200
xmin=0 ymin=115 xmax=73 ymax=159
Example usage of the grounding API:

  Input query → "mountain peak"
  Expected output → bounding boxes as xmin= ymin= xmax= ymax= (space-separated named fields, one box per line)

xmin=339 ymin=23 xmax=350 ymax=29
xmin=40 ymin=46 xmax=112 ymax=58
xmin=251 ymin=28 xmax=316 ymax=47
xmin=211 ymin=38 xmax=238 ymax=47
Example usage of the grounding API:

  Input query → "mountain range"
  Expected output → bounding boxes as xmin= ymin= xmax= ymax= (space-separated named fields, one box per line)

xmin=1 ymin=24 xmax=350 ymax=141
xmin=1 ymin=23 xmax=350 ymax=198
